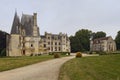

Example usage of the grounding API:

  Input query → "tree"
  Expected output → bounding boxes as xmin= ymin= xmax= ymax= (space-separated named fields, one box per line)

xmin=75 ymin=29 xmax=92 ymax=51
xmin=69 ymin=29 xmax=108 ymax=52
xmin=115 ymin=31 xmax=120 ymax=50
xmin=0 ymin=30 xmax=9 ymax=56
xmin=69 ymin=36 xmax=83 ymax=52
xmin=92 ymin=31 xmax=106 ymax=39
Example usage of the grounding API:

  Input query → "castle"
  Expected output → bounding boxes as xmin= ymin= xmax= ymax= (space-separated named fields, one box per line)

xmin=7 ymin=12 xmax=71 ymax=56
xmin=41 ymin=32 xmax=71 ymax=53
xmin=90 ymin=36 xmax=116 ymax=52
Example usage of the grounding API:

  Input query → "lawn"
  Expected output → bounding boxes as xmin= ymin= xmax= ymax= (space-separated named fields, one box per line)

xmin=59 ymin=54 xmax=120 ymax=80
xmin=0 ymin=55 xmax=53 ymax=72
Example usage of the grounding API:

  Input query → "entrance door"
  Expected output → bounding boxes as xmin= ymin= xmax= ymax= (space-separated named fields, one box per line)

xmin=23 ymin=50 xmax=25 ymax=55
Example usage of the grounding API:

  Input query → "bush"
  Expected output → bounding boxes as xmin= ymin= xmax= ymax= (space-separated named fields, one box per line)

xmin=89 ymin=51 xmax=97 ymax=54
xmin=95 ymin=51 xmax=108 ymax=55
xmin=76 ymin=52 xmax=82 ymax=58
xmin=54 ymin=53 xmax=60 ymax=58
xmin=89 ymin=51 xmax=93 ymax=54
xmin=0 ymin=48 xmax=6 ymax=57
xmin=60 ymin=52 xmax=70 ymax=55
xmin=49 ymin=52 xmax=54 ymax=55
xmin=68 ymin=52 xmax=70 ymax=55
xmin=30 ymin=53 xmax=33 ymax=56
xmin=49 ymin=52 xmax=70 ymax=55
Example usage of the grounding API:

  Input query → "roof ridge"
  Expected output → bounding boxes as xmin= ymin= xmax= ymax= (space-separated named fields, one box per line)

xmin=94 ymin=36 xmax=111 ymax=40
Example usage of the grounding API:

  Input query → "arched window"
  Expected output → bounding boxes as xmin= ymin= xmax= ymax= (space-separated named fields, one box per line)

xmin=31 ymin=44 xmax=33 ymax=47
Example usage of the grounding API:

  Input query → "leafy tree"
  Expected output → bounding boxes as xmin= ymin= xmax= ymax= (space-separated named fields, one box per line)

xmin=75 ymin=29 xmax=92 ymax=51
xmin=0 ymin=30 xmax=9 ymax=56
xmin=69 ymin=36 xmax=83 ymax=52
xmin=115 ymin=31 xmax=120 ymax=50
xmin=69 ymin=29 xmax=108 ymax=52
xmin=92 ymin=31 xmax=106 ymax=39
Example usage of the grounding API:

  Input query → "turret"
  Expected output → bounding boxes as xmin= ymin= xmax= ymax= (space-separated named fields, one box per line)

xmin=11 ymin=11 xmax=20 ymax=34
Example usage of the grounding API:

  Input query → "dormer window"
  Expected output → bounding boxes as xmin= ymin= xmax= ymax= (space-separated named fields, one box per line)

xmin=16 ymin=26 xmax=18 ymax=33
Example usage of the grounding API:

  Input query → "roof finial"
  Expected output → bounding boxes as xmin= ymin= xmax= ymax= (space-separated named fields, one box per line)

xmin=15 ymin=8 xmax=17 ymax=12
xmin=15 ymin=8 xmax=17 ymax=16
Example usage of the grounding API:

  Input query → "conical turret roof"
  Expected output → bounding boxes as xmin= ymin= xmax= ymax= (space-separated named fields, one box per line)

xmin=10 ymin=12 xmax=20 ymax=34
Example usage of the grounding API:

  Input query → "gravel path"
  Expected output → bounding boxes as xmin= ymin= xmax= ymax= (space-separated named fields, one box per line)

xmin=0 ymin=56 xmax=74 ymax=80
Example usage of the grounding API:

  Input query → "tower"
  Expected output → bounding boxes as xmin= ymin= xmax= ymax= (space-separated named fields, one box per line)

xmin=8 ymin=11 xmax=22 ymax=56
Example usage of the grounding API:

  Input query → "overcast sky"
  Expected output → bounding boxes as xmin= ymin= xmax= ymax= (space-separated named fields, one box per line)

xmin=0 ymin=0 xmax=120 ymax=39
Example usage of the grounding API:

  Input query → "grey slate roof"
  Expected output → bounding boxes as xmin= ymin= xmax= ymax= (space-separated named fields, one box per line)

xmin=10 ymin=12 xmax=40 ymax=36
xmin=11 ymin=12 xmax=20 ymax=34
xmin=93 ymin=36 xmax=112 ymax=44
xmin=21 ymin=14 xmax=34 ymax=36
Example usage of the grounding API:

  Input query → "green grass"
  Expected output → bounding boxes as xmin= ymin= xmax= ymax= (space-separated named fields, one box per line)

xmin=0 ymin=55 xmax=53 ymax=72
xmin=59 ymin=54 xmax=120 ymax=80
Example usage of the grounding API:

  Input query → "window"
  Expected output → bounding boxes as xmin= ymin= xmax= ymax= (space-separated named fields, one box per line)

xmin=55 ymin=47 xmax=57 ymax=51
xmin=23 ymin=43 xmax=25 ymax=47
xmin=59 ymin=47 xmax=61 ymax=51
xmin=59 ymin=42 xmax=61 ymax=45
xmin=48 ymin=47 xmax=50 ymax=50
xmin=19 ymin=36 xmax=21 ymax=40
xmin=44 ymin=44 xmax=46 ymax=47
xmin=31 ymin=44 xmax=33 ymax=47
xmin=48 ymin=37 xmax=50 ymax=39
xmin=23 ymin=50 xmax=25 ymax=55
xmin=51 ymin=47 xmax=53 ymax=51
xmin=48 ymin=42 xmax=50 ymax=45
xmin=55 ymin=42 xmax=57 ymax=45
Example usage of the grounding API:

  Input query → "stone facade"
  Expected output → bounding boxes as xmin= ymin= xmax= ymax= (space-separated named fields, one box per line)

xmin=41 ymin=32 xmax=71 ymax=53
xmin=90 ymin=36 xmax=116 ymax=52
xmin=7 ymin=12 xmax=71 ymax=56
xmin=7 ymin=12 xmax=41 ymax=56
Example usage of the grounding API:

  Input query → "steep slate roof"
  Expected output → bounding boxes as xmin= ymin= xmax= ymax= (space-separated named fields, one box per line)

xmin=94 ymin=36 xmax=110 ymax=40
xmin=11 ymin=12 xmax=20 ymax=34
xmin=11 ymin=12 xmax=40 ymax=36
xmin=93 ymin=36 xmax=111 ymax=44
xmin=21 ymin=14 xmax=34 ymax=36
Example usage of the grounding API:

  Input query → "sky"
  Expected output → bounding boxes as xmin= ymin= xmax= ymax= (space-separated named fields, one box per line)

xmin=0 ymin=0 xmax=120 ymax=39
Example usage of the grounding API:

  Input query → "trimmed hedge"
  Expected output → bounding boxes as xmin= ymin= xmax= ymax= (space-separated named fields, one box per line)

xmin=54 ymin=53 xmax=60 ymax=58
xmin=76 ymin=52 xmax=82 ymax=58
xmin=49 ymin=52 xmax=70 ymax=55
xmin=0 ymin=48 xmax=6 ymax=57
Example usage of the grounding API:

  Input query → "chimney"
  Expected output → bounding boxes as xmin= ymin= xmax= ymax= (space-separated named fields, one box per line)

xmin=33 ymin=13 xmax=37 ymax=26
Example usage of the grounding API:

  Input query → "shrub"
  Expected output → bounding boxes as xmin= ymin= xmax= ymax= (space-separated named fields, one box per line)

xmin=68 ymin=52 xmax=70 ymax=55
xmin=95 ymin=51 xmax=108 ymax=55
xmin=0 ymin=48 xmax=6 ymax=57
xmin=76 ymin=52 xmax=82 ymax=58
xmin=89 ymin=51 xmax=97 ymax=54
xmin=49 ymin=52 xmax=70 ymax=55
xmin=54 ymin=53 xmax=60 ymax=58
xmin=38 ymin=54 xmax=41 ymax=56
xmin=89 ymin=51 xmax=93 ymax=54
xmin=30 ymin=53 xmax=33 ymax=56
xmin=49 ymin=52 xmax=54 ymax=55
xmin=60 ymin=52 xmax=69 ymax=55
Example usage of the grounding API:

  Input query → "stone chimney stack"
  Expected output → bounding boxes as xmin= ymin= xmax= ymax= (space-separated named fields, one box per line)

xmin=33 ymin=13 xmax=37 ymax=26
xmin=33 ymin=13 xmax=38 ymax=36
